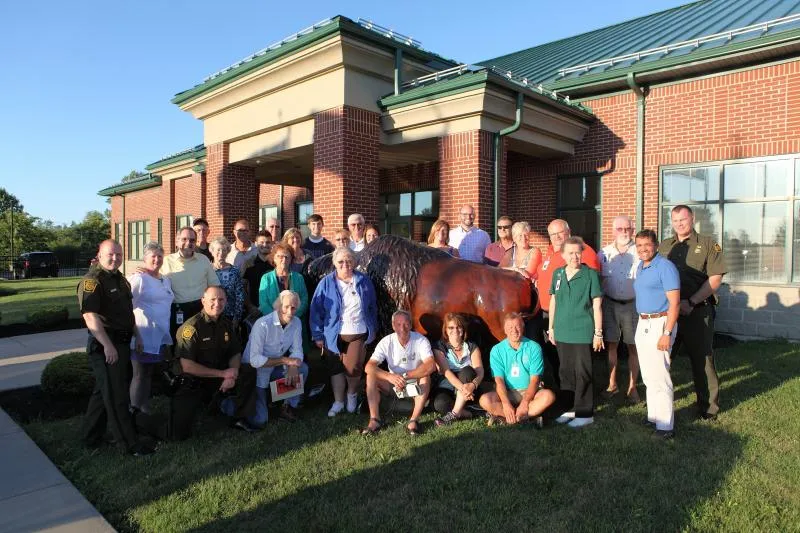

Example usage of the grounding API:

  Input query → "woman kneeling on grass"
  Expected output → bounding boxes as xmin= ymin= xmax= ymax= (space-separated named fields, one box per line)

xmin=432 ymin=312 xmax=484 ymax=426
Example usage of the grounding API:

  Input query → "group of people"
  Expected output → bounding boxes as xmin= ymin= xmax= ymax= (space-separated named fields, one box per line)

xmin=77 ymin=202 xmax=725 ymax=456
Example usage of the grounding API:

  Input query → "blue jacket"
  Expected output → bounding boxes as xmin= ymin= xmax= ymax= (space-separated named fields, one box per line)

xmin=258 ymin=270 xmax=308 ymax=317
xmin=310 ymin=271 xmax=378 ymax=353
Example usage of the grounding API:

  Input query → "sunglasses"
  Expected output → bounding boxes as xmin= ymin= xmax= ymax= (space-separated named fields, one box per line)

xmin=497 ymin=225 xmax=512 ymax=230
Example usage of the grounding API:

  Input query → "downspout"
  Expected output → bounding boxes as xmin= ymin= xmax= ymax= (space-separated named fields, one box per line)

xmin=626 ymin=72 xmax=649 ymax=230
xmin=279 ymin=185 xmax=284 ymax=232
xmin=120 ymin=194 xmax=126 ymax=275
xmin=493 ymin=92 xmax=524 ymax=240
xmin=394 ymin=49 xmax=403 ymax=95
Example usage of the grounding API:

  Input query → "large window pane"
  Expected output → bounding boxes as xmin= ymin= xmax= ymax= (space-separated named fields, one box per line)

xmin=724 ymin=161 xmax=790 ymax=199
xmin=723 ymin=202 xmax=788 ymax=283
xmin=794 ymin=200 xmax=800 ymax=282
xmin=661 ymin=204 xmax=720 ymax=243
xmin=796 ymin=160 xmax=800 ymax=196
xmin=559 ymin=175 xmax=600 ymax=210
xmin=663 ymin=167 xmax=719 ymax=202
xmin=561 ymin=209 xmax=599 ymax=251
xmin=414 ymin=190 xmax=439 ymax=216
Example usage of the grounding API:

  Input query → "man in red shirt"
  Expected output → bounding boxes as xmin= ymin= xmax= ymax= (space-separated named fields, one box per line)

xmin=532 ymin=219 xmax=600 ymax=388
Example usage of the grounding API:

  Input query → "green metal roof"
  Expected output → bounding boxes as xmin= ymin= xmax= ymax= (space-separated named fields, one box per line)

xmin=172 ymin=16 xmax=457 ymax=106
xmin=479 ymin=0 xmax=800 ymax=89
xmin=145 ymin=144 xmax=206 ymax=171
xmin=98 ymin=173 xmax=162 ymax=197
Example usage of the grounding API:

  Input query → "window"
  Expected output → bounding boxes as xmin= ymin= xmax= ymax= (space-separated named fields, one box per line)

xmin=557 ymin=174 xmax=601 ymax=251
xmin=259 ymin=205 xmax=279 ymax=231
xmin=157 ymin=219 xmax=163 ymax=245
xmin=175 ymin=214 xmax=193 ymax=230
xmin=660 ymin=157 xmax=799 ymax=284
xmin=128 ymin=220 xmax=150 ymax=260
xmin=114 ymin=223 xmax=122 ymax=244
xmin=296 ymin=201 xmax=314 ymax=239
xmin=379 ymin=190 xmax=439 ymax=241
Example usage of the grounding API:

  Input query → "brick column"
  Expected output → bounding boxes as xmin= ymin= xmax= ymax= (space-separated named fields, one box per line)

xmin=438 ymin=130 xmax=502 ymax=233
xmin=160 ymin=180 xmax=176 ymax=251
xmin=313 ymin=106 xmax=380 ymax=238
xmin=205 ymin=142 xmax=257 ymax=238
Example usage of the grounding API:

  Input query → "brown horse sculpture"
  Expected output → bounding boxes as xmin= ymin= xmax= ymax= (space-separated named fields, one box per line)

xmin=307 ymin=235 xmax=537 ymax=356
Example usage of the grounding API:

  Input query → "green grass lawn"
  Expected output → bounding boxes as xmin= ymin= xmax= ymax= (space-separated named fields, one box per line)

xmin=0 ymin=277 xmax=81 ymax=325
xmin=23 ymin=341 xmax=800 ymax=533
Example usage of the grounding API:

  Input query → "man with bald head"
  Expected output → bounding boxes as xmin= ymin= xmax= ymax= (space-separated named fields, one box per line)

xmin=449 ymin=205 xmax=491 ymax=263
xmin=598 ymin=215 xmax=641 ymax=402
xmin=534 ymin=219 xmax=600 ymax=387
xmin=78 ymin=240 xmax=154 ymax=456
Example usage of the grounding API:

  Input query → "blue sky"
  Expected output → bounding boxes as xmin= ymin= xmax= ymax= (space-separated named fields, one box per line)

xmin=0 ymin=0 xmax=686 ymax=225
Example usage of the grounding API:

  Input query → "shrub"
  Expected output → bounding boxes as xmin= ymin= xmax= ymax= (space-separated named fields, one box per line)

xmin=0 ymin=285 xmax=17 ymax=297
xmin=41 ymin=351 xmax=94 ymax=398
xmin=27 ymin=305 xmax=69 ymax=328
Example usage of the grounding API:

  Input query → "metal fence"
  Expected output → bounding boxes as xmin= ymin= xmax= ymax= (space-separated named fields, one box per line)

xmin=0 ymin=254 xmax=94 ymax=280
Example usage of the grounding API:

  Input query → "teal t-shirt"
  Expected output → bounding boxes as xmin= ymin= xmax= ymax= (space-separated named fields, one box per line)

xmin=489 ymin=338 xmax=544 ymax=391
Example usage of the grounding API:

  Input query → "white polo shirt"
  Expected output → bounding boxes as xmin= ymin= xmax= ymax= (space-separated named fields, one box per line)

xmin=598 ymin=241 xmax=640 ymax=301
xmin=370 ymin=331 xmax=433 ymax=374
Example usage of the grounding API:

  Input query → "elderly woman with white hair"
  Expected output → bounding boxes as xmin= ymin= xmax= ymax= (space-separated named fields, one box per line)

xmin=209 ymin=236 xmax=246 ymax=327
xmin=310 ymin=246 xmax=378 ymax=417
xmin=127 ymin=241 xmax=174 ymax=413
xmin=243 ymin=290 xmax=309 ymax=425
xmin=499 ymin=221 xmax=542 ymax=279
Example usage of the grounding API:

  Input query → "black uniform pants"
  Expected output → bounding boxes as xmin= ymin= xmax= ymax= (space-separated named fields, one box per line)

xmin=557 ymin=342 xmax=594 ymax=418
xmin=82 ymin=337 xmax=139 ymax=453
xmin=169 ymin=365 xmax=258 ymax=441
xmin=674 ymin=305 xmax=720 ymax=415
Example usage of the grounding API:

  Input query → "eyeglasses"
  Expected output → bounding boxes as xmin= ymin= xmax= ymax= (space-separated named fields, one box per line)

xmin=497 ymin=225 xmax=512 ymax=230
xmin=615 ymin=227 xmax=633 ymax=232
xmin=548 ymin=230 xmax=566 ymax=237
xmin=334 ymin=238 xmax=348 ymax=242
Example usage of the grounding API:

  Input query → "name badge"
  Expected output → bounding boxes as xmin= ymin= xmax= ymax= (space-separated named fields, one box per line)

xmin=542 ymin=260 xmax=550 ymax=271
xmin=555 ymin=278 xmax=561 ymax=291
xmin=510 ymin=364 xmax=520 ymax=378
xmin=176 ymin=311 xmax=184 ymax=325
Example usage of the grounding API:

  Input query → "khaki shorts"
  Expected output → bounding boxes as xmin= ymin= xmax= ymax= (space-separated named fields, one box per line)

xmin=602 ymin=298 xmax=638 ymax=344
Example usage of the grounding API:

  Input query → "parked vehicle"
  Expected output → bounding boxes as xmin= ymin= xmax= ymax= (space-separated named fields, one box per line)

xmin=14 ymin=252 xmax=60 ymax=279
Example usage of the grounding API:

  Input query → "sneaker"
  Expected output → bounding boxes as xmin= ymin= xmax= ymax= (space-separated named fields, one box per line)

xmin=231 ymin=419 xmax=260 ymax=433
xmin=486 ymin=414 xmax=505 ymax=427
xmin=346 ymin=393 xmax=359 ymax=414
xmin=653 ymin=429 xmax=675 ymax=440
xmin=532 ymin=415 xmax=544 ymax=429
xmin=328 ymin=401 xmax=345 ymax=417
xmin=567 ymin=416 xmax=594 ymax=428
xmin=555 ymin=412 xmax=576 ymax=424
xmin=279 ymin=404 xmax=298 ymax=423
xmin=130 ymin=443 xmax=155 ymax=457
xmin=435 ymin=411 xmax=458 ymax=427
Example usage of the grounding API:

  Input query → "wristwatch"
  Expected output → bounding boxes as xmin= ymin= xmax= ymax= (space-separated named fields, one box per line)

xmin=402 ymin=372 xmax=408 ymax=380
xmin=663 ymin=329 xmax=672 ymax=336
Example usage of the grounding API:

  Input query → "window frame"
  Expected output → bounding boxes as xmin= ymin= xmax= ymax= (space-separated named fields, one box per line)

xmin=258 ymin=204 xmax=279 ymax=232
xmin=555 ymin=172 xmax=603 ymax=251
xmin=379 ymin=189 xmax=439 ymax=242
xmin=659 ymin=153 xmax=799 ymax=286
xmin=296 ymin=201 xmax=314 ymax=239
xmin=127 ymin=220 xmax=151 ymax=261
xmin=175 ymin=214 xmax=193 ymax=231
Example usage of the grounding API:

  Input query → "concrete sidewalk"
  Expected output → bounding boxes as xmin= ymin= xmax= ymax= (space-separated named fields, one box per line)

xmin=0 ymin=328 xmax=87 ymax=392
xmin=0 ymin=328 xmax=115 ymax=532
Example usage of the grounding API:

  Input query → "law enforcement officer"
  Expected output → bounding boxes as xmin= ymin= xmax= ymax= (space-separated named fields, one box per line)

xmin=78 ymin=239 xmax=154 ymax=456
xmin=659 ymin=205 xmax=726 ymax=420
xmin=170 ymin=286 xmax=259 ymax=440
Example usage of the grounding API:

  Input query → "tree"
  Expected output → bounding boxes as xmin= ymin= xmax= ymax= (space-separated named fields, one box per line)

xmin=0 ymin=188 xmax=23 ymax=213
xmin=121 ymin=170 xmax=146 ymax=183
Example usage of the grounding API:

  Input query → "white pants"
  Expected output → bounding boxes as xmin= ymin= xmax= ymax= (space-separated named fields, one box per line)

xmin=634 ymin=316 xmax=677 ymax=431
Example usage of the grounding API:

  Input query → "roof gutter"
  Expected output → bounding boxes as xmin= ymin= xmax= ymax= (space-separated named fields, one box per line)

xmin=626 ymin=72 xmax=649 ymax=231
xmin=493 ymin=92 xmax=524 ymax=240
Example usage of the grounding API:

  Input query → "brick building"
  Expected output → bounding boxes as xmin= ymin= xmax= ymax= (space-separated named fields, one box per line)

xmin=100 ymin=0 xmax=800 ymax=340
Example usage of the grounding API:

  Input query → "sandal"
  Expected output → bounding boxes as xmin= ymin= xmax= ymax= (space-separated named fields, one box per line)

xmin=406 ymin=418 xmax=422 ymax=436
xmin=360 ymin=417 xmax=383 ymax=436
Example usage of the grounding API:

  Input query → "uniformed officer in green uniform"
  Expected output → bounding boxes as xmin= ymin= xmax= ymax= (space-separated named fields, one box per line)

xmin=78 ymin=239 xmax=154 ymax=456
xmin=170 ymin=285 xmax=259 ymax=440
xmin=659 ymin=205 xmax=726 ymax=420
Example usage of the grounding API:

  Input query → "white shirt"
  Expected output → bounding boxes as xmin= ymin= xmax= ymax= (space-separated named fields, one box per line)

xmin=598 ymin=241 xmax=640 ymax=301
xmin=449 ymin=226 xmax=491 ymax=263
xmin=349 ymin=238 xmax=366 ymax=252
xmin=226 ymin=244 xmax=257 ymax=270
xmin=370 ymin=331 xmax=433 ymax=374
xmin=128 ymin=273 xmax=174 ymax=354
xmin=243 ymin=311 xmax=303 ymax=388
xmin=337 ymin=277 xmax=366 ymax=335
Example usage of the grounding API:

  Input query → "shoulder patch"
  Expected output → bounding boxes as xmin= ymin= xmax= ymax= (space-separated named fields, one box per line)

xmin=713 ymin=243 xmax=722 ymax=252
xmin=181 ymin=325 xmax=196 ymax=340
xmin=83 ymin=279 xmax=97 ymax=293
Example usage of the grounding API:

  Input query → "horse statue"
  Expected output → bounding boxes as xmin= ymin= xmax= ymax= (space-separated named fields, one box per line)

xmin=307 ymin=235 xmax=538 ymax=358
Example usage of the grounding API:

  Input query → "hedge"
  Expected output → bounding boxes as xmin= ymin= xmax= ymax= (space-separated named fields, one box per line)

xmin=41 ymin=351 xmax=94 ymax=398
xmin=27 ymin=305 xmax=69 ymax=328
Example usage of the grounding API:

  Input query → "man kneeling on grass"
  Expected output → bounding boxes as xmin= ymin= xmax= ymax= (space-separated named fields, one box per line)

xmin=362 ymin=310 xmax=436 ymax=436
xmin=479 ymin=313 xmax=556 ymax=427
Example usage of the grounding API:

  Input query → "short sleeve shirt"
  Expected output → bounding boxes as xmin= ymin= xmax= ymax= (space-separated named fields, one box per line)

xmin=598 ymin=241 xmax=639 ymax=301
xmin=77 ymin=266 xmax=135 ymax=332
xmin=658 ymin=231 xmax=726 ymax=301
xmin=633 ymin=254 xmax=681 ymax=314
xmin=537 ymin=244 xmax=600 ymax=313
xmin=550 ymin=265 xmax=602 ymax=344
xmin=489 ymin=338 xmax=544 ymax=391
xmin=370 ymin=331 xmax=433 ymax=374
xmin=174 ymin=311 xmax=242 ymax=371
xmin=435 ymin=340 xmax=478 ymax=372
xmin=449 ymin=226 xmax=491 ymax=263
